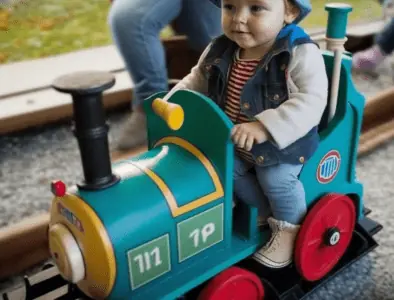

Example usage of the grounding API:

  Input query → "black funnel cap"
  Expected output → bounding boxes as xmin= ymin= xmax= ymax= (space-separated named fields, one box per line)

xmin=52 ymin=71 xmax=120 ymax=191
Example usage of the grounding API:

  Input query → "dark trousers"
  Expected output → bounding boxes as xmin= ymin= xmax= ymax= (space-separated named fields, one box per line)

xmin=376 ymin=18 xmax=394 ymax=54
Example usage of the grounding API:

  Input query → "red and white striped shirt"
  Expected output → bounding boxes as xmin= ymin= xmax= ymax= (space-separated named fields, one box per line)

xmin=224 ymin=50 xmax=259 ymax=163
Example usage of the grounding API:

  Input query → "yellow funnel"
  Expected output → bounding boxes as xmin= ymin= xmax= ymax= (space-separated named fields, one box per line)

xmin=152 ymin=98 xmax=184 ymax=130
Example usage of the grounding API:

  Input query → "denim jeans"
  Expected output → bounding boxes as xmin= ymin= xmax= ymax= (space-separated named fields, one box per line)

xmin=107 ymin=0 xmax=222 ymax=108
xmin=376 ymin=18 xmax=394 ymax=55
xmin=233 ymin=154 xmax=307 ymax=225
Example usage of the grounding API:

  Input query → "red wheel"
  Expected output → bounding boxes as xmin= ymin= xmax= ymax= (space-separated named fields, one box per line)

xmin=295 ymin=194 xmax=356 ymax=282
xmin=198 ymin=266 xmax=265 ymax=300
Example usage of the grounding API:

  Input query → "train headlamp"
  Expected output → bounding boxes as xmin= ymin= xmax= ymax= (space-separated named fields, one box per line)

xmin=51 ymin=180 xmax=66 ymax=197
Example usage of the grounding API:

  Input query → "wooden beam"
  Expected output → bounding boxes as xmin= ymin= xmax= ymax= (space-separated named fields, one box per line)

xmin=362 ymin=87 xmax=394 ymax=131
xmin=0 ymin=35 xmax=193 ymax=99
xmin=359 ymin=118 xmax=394 ymax=156
xmin=359 ymin=87 xmax=394 ymax=156
xmin=0 ymin=71 xmax=132 ymax=134
xmin=0 ymin=244 xmax=50 ymax=281
xmin=0 ymin=214 xmax=49 ymax=260
xmin=0 ymin=45 xmax=125 ymax=100
xmin=0 ymin=36 xmax=196 ymax=99
xmin=346 ymin=19 xmax=384 ymax=37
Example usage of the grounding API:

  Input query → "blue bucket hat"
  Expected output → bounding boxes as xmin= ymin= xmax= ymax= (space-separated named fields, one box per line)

xmin=209 ymin=0 xmax=312 ymax=24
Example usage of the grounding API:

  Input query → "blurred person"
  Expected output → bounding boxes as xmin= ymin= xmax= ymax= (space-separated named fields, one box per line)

xmin=352 ymin=0 xmax=394 ymax=72
xmin=108 ymin=0 xmax=222 ymax=150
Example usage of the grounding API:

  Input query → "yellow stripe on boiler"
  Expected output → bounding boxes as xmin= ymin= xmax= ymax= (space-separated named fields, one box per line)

xmin=130 ymin=137 xmax=224 ymax=217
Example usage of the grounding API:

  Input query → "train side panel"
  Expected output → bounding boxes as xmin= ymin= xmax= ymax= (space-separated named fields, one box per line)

xmin=299 ymin=52 xmax=365 ymax=219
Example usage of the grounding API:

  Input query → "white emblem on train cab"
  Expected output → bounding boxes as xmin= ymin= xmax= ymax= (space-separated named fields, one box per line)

xmin=316 ymin=150 xmax=341 ymax=184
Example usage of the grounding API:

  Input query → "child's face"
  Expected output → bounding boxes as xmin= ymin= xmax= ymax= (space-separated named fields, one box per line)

xmin=221 ymin=0 xmax=297 ymax=57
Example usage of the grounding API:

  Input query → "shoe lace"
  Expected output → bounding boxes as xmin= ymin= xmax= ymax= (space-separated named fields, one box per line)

xmin=265 ymin=232 xmax=282 ymax=254
xmin=261 ymin=225 xmax=282 ymax=254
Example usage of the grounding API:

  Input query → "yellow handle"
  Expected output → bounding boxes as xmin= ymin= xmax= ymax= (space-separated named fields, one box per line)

xmin=152 ymin=98 xmax=184 ymax=130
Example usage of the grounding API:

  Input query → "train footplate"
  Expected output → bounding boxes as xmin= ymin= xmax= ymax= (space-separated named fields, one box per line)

xmin=234 ymin=212 xmax=383 ymax=300
xmin=1 ymin=265 xmax=90 ymax=300
xmin=2 ymin=210 xmax=382 ymax=300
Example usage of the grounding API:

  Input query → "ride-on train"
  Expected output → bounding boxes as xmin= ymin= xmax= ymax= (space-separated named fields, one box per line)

xmin=43 ymin=3 xmax=382 ymax=300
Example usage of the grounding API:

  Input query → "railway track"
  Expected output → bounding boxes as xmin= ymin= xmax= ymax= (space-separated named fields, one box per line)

xmin=1 ymin=19 xmax=394 ymax=290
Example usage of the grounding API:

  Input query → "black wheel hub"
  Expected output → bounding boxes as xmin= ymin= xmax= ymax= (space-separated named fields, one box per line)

xmin=324 ymin=227 xmax=341 ymax=246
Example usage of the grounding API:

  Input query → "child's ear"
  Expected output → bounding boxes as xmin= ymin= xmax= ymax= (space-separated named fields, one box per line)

xmin=284 ymin=0 xmax=300 ymax=24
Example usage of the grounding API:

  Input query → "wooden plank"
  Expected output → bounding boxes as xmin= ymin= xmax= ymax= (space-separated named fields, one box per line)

xmin=359 ymin=118 xmax=394 ymax=156
xmin=0 ymin=45 xmax=125 ymax=99
xmin=358 ymin=87 xmax=394 ymax=156
xmin=0 ymin=36 xmax=192 ymax=100
xmin=0 ymin=72 xmax=183 ymax=135
xmin=0 ymin=70 xmax=133 ymax=134
xmin=0 ymin=214 xmax=50 ymax=260
xmin=362 ymin=86 xmax=394 ymax=130
xmin=346 ymin=19 xmax=384 ymax=37
xmin=0 ymin=244 xmax=50 ymax=281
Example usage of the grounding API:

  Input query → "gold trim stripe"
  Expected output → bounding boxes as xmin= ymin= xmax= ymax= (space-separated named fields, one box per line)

xmin=130 ymin=137 xmax=224 ymax=217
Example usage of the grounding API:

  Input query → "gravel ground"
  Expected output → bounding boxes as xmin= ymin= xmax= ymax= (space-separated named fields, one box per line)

xmin=1 ymin=57 xmax=394 ymax=298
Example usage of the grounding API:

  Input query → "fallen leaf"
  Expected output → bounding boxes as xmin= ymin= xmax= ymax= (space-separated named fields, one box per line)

xmin=39 ymin=19 xmax=55 ymax=31
xmin=0 ymin=52 xmax=8 ymax=63
xmin=0 ymin=10 xmax=9 ymax=31
xmin=13 ymin=39 xmax=22 ymax=47
xmin=0 ymin=10 xmax=9 ymax=19
xmin=0 ymin=22 xmax=7 ymax=31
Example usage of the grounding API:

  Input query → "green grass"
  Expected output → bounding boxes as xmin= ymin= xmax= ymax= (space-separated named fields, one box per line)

xmin=0 ymin=0 xmax=383 ymax=64
xmin=301 ymin=0 xmax=383 ymax=28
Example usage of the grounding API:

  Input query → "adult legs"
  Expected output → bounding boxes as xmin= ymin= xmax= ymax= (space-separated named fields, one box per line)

xmin=108 ymin=0 xmax=221 ymax=150
xmin=174 ymin=0 xmax=222 ymax=51
xmin=376 ymin=18 xmax=394 ymax=54
xmin=108 ymin=0 xmax=181 ymax=106
xmin=108 ymin=0 xmax=182 ymax=150
xmin=352 ymin=18 xmax=394 ymax=71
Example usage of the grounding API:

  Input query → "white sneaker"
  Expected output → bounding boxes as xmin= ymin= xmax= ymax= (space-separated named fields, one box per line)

xmin=116 ymin=110 xmax=147 ymax=151
xmin=253 ymin=217 xmax=300 ymax=268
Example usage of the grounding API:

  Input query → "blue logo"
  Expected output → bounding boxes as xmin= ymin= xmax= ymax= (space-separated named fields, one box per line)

xmin=57 ymin=203 xmax=84 ymax=232
xmin=317 ymin=150 xmax=341 ymax=184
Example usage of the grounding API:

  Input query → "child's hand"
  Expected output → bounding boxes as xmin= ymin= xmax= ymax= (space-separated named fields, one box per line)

xmin=231 ymin=121 xmax=269 ymax=151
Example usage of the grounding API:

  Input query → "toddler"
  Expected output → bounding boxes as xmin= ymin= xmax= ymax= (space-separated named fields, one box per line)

xmin=163 ymin=0 xmax=328 ymax=268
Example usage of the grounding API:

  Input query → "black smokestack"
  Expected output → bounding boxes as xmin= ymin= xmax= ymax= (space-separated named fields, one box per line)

xmin=52 ymin=71 xmax=120 ymax=190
